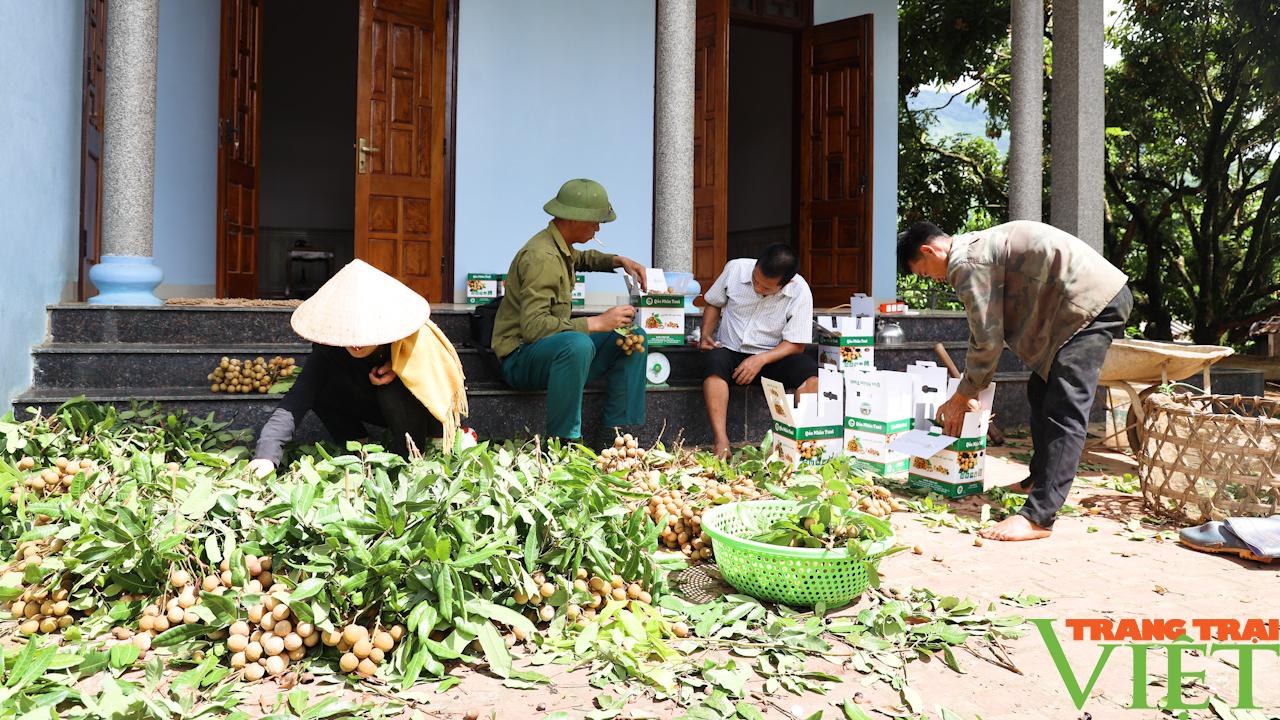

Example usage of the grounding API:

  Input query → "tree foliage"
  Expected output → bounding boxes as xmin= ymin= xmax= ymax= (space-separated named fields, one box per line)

xmin=898 ymin=0 xmax=1014 ymax=232
xmin=897 ymin=0 xmax=1279 ymax=343
xmin=1104 ymin=0 xmax=1280 ymax=343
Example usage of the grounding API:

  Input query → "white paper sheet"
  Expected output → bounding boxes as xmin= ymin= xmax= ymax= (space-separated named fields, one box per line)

xmin=889 ymin=429 xmax=957 ymax=458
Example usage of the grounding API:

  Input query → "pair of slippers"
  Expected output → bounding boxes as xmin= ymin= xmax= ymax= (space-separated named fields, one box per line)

xmin=1178 ymin=516 xmax=1280 ymax=564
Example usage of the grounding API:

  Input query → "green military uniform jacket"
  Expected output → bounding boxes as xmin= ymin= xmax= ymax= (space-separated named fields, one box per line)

xmin=948 ymin=220 xmax=1128 ymax=397
xmin=492 ymin=222 xmax=616 ymax=359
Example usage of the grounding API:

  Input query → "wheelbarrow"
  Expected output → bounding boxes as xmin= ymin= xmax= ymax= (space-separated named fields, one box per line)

xmin=1096 ymin=339 xmax=1235 ymax=450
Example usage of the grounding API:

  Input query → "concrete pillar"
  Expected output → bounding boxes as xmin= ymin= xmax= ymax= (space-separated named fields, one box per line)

xmin=1050 ymin=0 xmax=1105 ymax=251
xmin=652 ymin=0 xmax=696 ymax=273
xmin=91 ymin=0 xmax=163 ymax=305
xmin=1008 ymin=0 xmax=1043 ymax=222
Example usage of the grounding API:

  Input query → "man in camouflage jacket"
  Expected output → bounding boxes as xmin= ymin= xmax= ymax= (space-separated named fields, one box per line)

xmin=898 ymin=220 xmax=1131 ymax=541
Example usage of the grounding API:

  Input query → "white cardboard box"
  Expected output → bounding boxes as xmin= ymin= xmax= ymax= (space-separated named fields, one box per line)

xmin=816 ymin=294 xmax=876 ymax=373
xmin=624 ymin=268 xmax=686 ymax=346
xmin=843 ymin=369 xmax=916 ymax=477
xmin=903 ymin=362 xmax=996 ymax=497
xmin=762 ymin=367 xmax=845 ymax=468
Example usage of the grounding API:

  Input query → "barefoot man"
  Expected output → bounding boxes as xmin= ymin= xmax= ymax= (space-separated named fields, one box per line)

xmin=897 ymin=220 xmax=1131 ymax=541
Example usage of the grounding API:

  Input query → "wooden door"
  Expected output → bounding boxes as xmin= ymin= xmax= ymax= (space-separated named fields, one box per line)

xmin=78 ymin=0 xmax=108 ymax=301
xmin=693 ymin=0 xmax=729 ymax=298
xmin=354 ymin=0 xmax=450 ymax=299
xmin=216 ymin=0 xmax=262 ymax=298
xmin=799 ymin=15 xmax=872 ymax=306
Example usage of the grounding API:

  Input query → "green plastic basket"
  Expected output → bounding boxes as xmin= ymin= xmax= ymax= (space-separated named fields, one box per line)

xmin=700 ymin=500 xmax=896 ymax=608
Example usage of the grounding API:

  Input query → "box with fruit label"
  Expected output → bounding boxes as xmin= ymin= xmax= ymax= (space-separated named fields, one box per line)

xmin=634 ymin=294 xmax=685 ymax=346
xmin=843 ymin=369 xmax=915 ymax=478
xmin=572 ymin=273 xmax=586 ymax=306
xmin=816 ymin=294 xmax=876 ymax=373
xmin=624 ymin=267 xmax=685 ymax=347
xmin=465 ymin=273 xmax=502 ymax=304
xmin=901 ymin=362 xmax=996 ymax=497
xmin=762 ymin=367 xmax=844 ymax=468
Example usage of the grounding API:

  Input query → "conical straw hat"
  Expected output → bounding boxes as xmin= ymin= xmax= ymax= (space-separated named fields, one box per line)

xmin=290 ymin=260 xmax=430 ymax=347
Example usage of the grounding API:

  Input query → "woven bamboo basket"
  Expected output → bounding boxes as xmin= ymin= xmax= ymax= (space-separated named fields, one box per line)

xmin=1136 ymin=393 xmax=1280 ymax=523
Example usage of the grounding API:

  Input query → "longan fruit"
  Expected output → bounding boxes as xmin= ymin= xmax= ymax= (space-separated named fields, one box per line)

xmin=342 ymin=624 xmax=367 ymax=646
xmin=228 ymin=634 xmax=249 ymax=653
xmin=243 ymin=663 xmax=265 ymax=681
xmin=244 ymin=641 xmax=263 ymax=662
xmin=262 ymin=634 xmax=285 ymax=656
xmin=230 ymin=651 xmax=247 ymax=668
xmin=368 ymin=647 xmax=385 ymax=664
xmin=356 ymin=659 xmax=377 ymax=677
xmin=283 ymin=633 xmax=303 ymax=652
xmin=352 ymin=637 xmax=373 ymax=659
xmin=264 ymin=655 xmax=286 ymax=676
xmin=339 ymin=653 xmax=359 ymax=673
xmin=372 ymin=630 xmax=394 ymax=652
xmin=230 ymin=620 xmax=250 ymax=636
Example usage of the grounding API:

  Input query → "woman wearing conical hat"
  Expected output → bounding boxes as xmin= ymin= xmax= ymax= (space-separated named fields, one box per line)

xmin=247 ymin=260 xmax=468 ymax=478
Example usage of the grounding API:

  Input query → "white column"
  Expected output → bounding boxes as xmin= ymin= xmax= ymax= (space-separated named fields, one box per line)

xmin=652 ymin=0 xmax=696 ymax=272
xmin=91 ymin=0 xmax=163 ymax=304
xmin=1008 ymin=0 xmax=1043 ymax=222
xmin=1050 ymin=0 xmax=1105 ymax=251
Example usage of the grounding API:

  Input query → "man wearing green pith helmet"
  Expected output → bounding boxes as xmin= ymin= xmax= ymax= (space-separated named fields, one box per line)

xmin=491 ymin=179 xmax=650 ymax=445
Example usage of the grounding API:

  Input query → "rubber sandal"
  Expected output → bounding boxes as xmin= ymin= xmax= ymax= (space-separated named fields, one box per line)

xmin=1178 ymin=521 xmax=1274 ymax=563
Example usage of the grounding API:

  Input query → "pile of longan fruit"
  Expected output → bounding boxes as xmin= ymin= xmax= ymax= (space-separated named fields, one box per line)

xmin=8 ymin=456 xmax=96 ymax=503
xmin=119 ymin=555 xmax=276 ymax=658
xmin=322 ymin=622 xmax=403 ymax=679
xmin=208 ymin=356 xmax=296 ymax=394
xmin=852 ymin=484 xmax=904 ymax=518
xmin=596 ymin=433 xmax=646 ymax=473
xmin=511 ymin=569 xmax=654 ymax=630
xmin=614 ymin=330 xmax=646 ymax=357
xmin=3 ymin=568 xmax=75 ymax=636
xmin=647 ymin=474 xmax=761 ymax=561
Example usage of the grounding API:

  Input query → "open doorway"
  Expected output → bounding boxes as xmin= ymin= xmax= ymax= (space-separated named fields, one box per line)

xmin=217 ymin=0 xmax=456 ymax=301
xmin=726 ymin=24 xmax=797 ymax=261
xmin=256 ymin=0 xmax=358 ymax=299
xmin=691 ymin=0 xmax=872 ymax=307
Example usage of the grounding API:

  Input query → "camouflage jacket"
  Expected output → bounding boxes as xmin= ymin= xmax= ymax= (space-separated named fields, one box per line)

xmin=948 ymin=221 xmax=1128 ymax=396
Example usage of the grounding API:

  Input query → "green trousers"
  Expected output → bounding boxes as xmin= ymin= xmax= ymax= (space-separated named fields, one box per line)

xmin=500 ymin=330 xmax=648 ymax=440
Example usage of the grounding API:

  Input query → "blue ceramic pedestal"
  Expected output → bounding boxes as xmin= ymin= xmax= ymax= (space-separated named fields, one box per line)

xmin=88 ymin=255 xmax=164 ymax=306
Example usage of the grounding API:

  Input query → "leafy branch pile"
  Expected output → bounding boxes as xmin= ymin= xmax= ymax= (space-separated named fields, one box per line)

xmin=0 ymin=401 xmax=1033 ymax=720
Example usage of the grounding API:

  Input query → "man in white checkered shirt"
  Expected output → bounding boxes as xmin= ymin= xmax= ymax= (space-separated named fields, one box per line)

xmin=700 ymin=244 xmax=818 ymax=457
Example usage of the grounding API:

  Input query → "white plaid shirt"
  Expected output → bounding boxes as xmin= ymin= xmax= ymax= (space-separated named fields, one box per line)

xmin=704 ymin=259 xmax=814 ymax=354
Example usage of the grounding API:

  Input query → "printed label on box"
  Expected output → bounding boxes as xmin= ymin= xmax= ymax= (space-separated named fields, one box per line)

xmin=762 ymin=367 xmax=844 ymax=468
xmin=815 ymin=294 xmax=877 ymax=372
xmin=466 ymin=273 xmax=501 ymax=304
xmin=572 ymin=273 xmax=586 ymax=306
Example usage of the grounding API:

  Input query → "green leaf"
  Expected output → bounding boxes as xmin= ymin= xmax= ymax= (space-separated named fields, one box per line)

xmin=841 ymin=700 xmax=874 ymax=720
xmin=476 ymin=621 xmax=513 ymax=678
xmin=736 ymin=702 xmax=767 ymax=720
xmin=152 ymin=623 xmax=209 ymax=647
xmin=109 ymin=643 xmax=141 ymax=669
xmin=468 ymin=599 xmax=537 ymax=636
xmin=289 ymin=578 xmax=326 ymax=602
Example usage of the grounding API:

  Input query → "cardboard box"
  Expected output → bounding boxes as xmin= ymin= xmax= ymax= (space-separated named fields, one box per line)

xmin=625 ymin=268 xmax=686 ymax=347
xmin=843 ymin=369 xmax=915 ymax=478
xmin=635 ymin=294 xmax=686 ymax=346
xmin=465 ymin=273 xmax=502 ymax=304
xmin=762 ymin=367 xmax=845 ymax=468
xmin=572 ymin=273 xmax=586 ymax=306
xmin=816 ymin=294 xmax=876 ymax=373
xmin=902 ymin=362 xmax=996 ymax=497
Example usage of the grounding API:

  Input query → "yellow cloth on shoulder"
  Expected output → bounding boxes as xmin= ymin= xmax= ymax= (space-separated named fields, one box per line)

xmin=391 ymin=319 xmax=469 ymax=453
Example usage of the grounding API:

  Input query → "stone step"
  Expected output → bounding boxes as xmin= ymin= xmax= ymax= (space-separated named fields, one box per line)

xmin=46 ymin=304 xmax=977 ymax=346
xmin=29 ymin=340 xmax=1028 ymax=391
xmin=15 ymin=371 xmax=1039 ymax=446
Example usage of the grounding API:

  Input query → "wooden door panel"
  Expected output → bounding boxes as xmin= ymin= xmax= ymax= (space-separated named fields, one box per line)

xmin=693 ymin=0 xmax=728 ymax=299
xmin=800 ymin=14 xmax=872 ymax=307
xmin=356 ymin=0 xmax=446 ymax=299
xmin=216 ymin=0 xmax=262 ymax=298
xmin=78 ymin=0 xmax=107 ymax=300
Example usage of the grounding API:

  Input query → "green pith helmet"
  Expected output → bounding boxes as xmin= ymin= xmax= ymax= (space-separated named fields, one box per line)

xmin=543 ymin=178 xmax=617 ymax=223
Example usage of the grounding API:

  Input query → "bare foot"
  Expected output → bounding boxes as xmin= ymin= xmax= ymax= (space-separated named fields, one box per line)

xmin=712 ymin=439 xmax=731 ymax=460
xmin=979 ymin=514 xmax=1052 ymax=541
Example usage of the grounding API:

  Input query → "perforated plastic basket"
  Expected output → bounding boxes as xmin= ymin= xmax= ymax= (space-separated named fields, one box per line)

xmin=700 ymin=500 xmax=895 ymax=608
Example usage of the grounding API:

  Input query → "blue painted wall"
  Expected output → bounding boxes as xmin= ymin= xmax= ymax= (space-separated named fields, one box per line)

xmin=0 ymin=3 xmax=84 ymax=414
xmin=815 ymin=0 xmax=898 ymax=302
xmin=453 ymin=0 xmax=657 ymax=304
xmin=153 ymin=0 xmax=220 ymax=296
